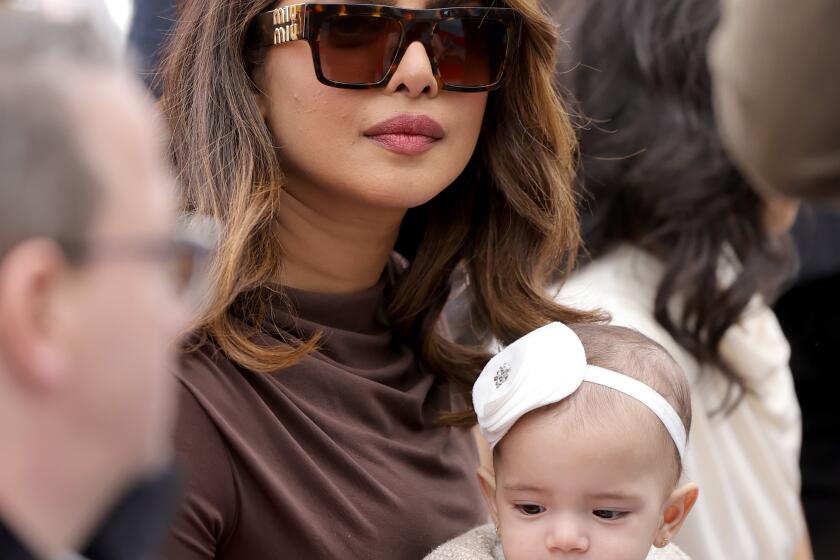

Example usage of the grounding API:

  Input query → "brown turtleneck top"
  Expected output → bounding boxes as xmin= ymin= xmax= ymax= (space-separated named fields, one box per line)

xmin=166 ymin=281 xmax=486 ymax=559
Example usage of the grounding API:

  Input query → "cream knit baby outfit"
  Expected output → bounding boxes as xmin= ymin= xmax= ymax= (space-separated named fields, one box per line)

xmin=424 ymin=524 xmax=691 ymax=560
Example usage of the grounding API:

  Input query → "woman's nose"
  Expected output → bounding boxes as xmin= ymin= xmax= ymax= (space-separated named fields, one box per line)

xmin=384 ymin=41 xmax=440 ymax=97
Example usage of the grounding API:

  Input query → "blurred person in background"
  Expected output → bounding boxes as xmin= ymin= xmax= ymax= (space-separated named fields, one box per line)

xmin=710 ymin=0 xmax=840 ymax=200
xmin=5 ymin=0 xmax=127 ymax=53
xmin=0 ymin=9 xmax=210 ymax=560
xmin=552 ymin=0 xmax=811 ymax=558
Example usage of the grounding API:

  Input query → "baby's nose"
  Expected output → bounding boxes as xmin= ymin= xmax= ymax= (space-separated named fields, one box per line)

xmin=544 ymin=518 xmax=590 ymax=553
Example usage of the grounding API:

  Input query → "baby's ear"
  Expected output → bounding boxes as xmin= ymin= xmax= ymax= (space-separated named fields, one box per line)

xmin=477 ymin=465 xmax=500 ymax=526
xmin=655 ymin=483 xmax=699 ymax=548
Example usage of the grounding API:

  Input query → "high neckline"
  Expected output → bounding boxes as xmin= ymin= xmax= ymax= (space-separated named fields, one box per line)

xmin=260 ymin=278 xmax=390 ymax=337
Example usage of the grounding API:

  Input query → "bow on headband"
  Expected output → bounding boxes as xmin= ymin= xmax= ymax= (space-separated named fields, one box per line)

xmin=473 ymin=322 xmax=687 ymax=460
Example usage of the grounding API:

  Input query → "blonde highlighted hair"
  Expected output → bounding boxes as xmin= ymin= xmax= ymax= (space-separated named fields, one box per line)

xmin=160 ymin=0 xmax=599 ymax=420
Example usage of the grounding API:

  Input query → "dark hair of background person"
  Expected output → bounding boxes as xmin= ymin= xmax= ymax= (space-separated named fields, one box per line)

xmin=553 ymin=0 xmax=797 ymax=410
xmin=159 ymin=0 xmax=602 ymax=425
xmin=127 ymin=0 xmax=177 ymax=95
xmin=0 ymin=11 xmax=116 ymax=260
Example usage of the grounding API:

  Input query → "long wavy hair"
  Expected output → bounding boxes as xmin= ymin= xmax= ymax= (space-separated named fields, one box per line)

xmin=554 ymin=0 xmax=797 ymax=408
xmin=160 ymin=0 xmax=598 ymax=419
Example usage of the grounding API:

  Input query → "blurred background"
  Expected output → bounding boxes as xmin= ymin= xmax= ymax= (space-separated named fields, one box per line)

xmin=7 ymin=0 xmax=132 ymax=49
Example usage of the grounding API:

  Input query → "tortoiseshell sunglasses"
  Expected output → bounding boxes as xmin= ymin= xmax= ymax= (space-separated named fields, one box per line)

xmin=252 ymin=3 xmax=522 ymax=91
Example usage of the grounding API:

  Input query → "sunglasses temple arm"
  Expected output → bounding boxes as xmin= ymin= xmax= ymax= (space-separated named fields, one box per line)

xmin=268 ymin=3 xmax=306 ymax=45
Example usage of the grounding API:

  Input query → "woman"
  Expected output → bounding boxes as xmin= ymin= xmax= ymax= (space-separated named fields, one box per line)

xmin=554 ymin=0 xmax=808 ymax=558
xmin=160 ymin=0 xmax=592 ymax=557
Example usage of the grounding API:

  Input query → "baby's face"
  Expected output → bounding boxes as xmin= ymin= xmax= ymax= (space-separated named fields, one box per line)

xmin=487 ymin=409 xmax=675 ymax=560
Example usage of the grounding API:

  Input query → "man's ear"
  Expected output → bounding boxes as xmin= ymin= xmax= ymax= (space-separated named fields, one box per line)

xmin=655 ymin=482 xmax=699 ymax=548
xmin=0 ymin=238 xmax=71 ymax=393
xmin=477 ymin=465 xmax=500 ymax=527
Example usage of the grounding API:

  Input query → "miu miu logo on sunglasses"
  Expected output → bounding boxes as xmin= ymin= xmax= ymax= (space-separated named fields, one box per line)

xmin=272 ymin=5 xmax=300 ymax=44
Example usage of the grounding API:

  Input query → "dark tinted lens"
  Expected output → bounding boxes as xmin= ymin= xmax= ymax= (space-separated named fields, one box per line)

xmin=433 ymin=18 xmax=508 ymax=87
xmin=318 ymin=15 xmax=402 ymax=84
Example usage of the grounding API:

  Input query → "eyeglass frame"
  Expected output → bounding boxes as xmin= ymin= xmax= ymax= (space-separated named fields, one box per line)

xmin=250 ymin=2 xmax=523 ymax=92
xmin=55 ymin=217 xmax=218 ymax=299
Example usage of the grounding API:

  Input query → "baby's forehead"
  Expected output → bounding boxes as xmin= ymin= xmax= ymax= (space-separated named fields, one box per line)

xmin=495 ymin=426 xmax=671 ymax=504
xmin=494 ymin=390 xmax=675 ymax=483
xmin=526 ymin=379 xmax=665 ymax=440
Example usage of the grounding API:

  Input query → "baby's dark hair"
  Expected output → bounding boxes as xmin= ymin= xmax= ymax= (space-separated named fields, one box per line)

xmin=571 ymin=324 xmax=691 ymax=483
xmin=496 ymin=323 xmax=692 ymax=485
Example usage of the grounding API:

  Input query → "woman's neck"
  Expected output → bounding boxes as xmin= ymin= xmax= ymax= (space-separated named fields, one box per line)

xmin=276 ymin=185 xmax=405 ymax=294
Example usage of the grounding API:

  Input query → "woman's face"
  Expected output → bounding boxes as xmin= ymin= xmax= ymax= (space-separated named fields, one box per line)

xmin=252 ymin=0 xmax=488 ymax=213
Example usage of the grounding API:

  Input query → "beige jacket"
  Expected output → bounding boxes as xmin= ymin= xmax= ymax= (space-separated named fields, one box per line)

xmin=559 ymin=244 xmax=805 ymax=560
xmin=424 ymin=524 xmax=691 ymax=560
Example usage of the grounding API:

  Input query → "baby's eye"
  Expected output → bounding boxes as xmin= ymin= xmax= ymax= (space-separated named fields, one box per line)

xmin=514 ymin=503 xmax=546 ymax=516
xmin=593 ymin=509 xmax=629 ymax=520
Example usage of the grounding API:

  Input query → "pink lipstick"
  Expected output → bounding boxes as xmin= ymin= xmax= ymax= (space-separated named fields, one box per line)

xmin=363 ymin=114 xmax=445 ymax=156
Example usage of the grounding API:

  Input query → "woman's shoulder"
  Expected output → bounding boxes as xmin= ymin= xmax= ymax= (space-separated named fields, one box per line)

xmin=557 ymin=245 xmax=699 ymax=375
xmin=560 ymin=244 xmax=662 ymax=317
xmin=168 ymin=368 xmax=240 ymax=555
xmin=423 ymin=524 xmax=501 ymax=560
xmin=177 ymin=335 xmax=250 ymax=398
xmin=174 ymin=338 xmax=240 ymax=470
xmin=173 ymin=339 xmax=255 ymax=462
xmin=166 ymin=338 xmax=248 ymax=554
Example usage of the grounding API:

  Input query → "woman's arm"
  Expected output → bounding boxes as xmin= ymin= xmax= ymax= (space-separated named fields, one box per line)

xmin=166 ymin=383 xmax=238 ymax=559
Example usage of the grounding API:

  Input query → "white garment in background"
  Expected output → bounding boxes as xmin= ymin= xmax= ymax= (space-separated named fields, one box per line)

xmin=558 ymin=244 xmax=805 ymax=560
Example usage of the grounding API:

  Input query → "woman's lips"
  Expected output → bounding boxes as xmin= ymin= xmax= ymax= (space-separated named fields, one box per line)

xmin=363 ymin=114 xmax=444 ymax=156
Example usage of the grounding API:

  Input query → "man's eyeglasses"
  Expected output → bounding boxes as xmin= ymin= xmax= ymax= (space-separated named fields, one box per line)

xmin=251 ymin=3 xmax=522 ymax=91
xmin=58 ymin=217 xmax=218 ymax=303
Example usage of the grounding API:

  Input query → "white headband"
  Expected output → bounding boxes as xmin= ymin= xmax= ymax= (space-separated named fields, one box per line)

xmin=473 ymin=322 xmax=687 ymax=461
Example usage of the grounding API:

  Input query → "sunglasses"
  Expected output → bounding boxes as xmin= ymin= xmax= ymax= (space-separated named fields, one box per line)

xmin=252 ymin=3 xmax=522 ymax=91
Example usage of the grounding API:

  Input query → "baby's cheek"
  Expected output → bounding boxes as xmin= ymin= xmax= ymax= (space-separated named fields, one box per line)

xmin=499 ymin=516 xmax=546 ymax=560
xmin=596 ymin=515 xmax=661 ymax=560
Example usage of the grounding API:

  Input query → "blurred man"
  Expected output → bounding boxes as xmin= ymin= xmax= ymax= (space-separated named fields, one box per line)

xmin=0 ymin=10 xmax=209 ymax=560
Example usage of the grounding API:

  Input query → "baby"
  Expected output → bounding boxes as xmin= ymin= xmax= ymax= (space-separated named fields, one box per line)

xmin=426 ymin=322 xmax=698 ymax=560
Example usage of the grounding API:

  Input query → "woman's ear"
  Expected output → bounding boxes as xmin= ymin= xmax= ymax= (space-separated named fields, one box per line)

xmin=253 ymin=88 xmax=269 ymax=121
xmin=655 ymin=482 xmax=699 ymax=548
xmin=477 ymin=465 xmax=500 ymax=527
xmin=250 ymin=81 xmax=270 ymax=121
xmin=249 ymin=65 xmax=270 ymax=121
